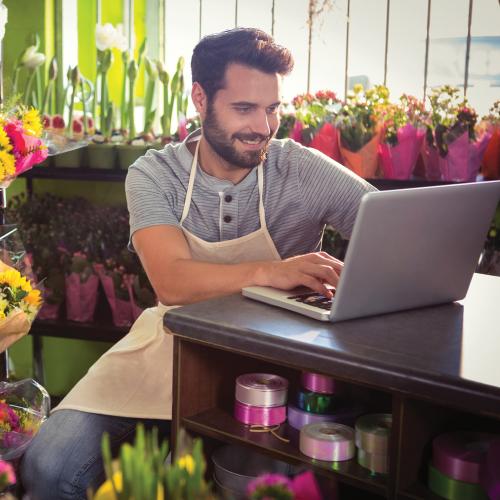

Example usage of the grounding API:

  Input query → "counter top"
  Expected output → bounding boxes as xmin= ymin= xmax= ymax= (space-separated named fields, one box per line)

xmin=165 ymin=273 xmax=500 ymax=416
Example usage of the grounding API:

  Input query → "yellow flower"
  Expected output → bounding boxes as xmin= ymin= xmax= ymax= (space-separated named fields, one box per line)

xmin=178 ymin=454 xmax=195 ymax=475
xmin=0 ymin=150 xmax=15 ymax=179
xmin=22 ymin=108 xmax=43 ymax=137
xmin=353 ymin=83 xmax=364 ymax=94
xmin=0 ymin=127 xmax=12 ymax=152
xmin=25 ymin=289 xmax=41 ymax=308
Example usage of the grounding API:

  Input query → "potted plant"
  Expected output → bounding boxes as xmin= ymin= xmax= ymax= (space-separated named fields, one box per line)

xmin=335 ymin=84 xmax=389 ymax=178
xmin=378 ymin=94 xmax=428 ymax=179
xmin=481 ymin=100 xmax=500 ymax=180
xmin=422 ymin=85 xmax=491 ymax=181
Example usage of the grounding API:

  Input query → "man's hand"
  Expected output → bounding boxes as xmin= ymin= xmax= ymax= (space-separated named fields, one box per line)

xmin=255 ymin=252 xmax=343 ymax=298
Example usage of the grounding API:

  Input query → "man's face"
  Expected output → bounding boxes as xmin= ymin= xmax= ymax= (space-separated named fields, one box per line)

xmin=202 ymin=63 xmax=282 ymax=169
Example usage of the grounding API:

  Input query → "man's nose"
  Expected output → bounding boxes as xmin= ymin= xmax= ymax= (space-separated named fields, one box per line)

xmin=250 ymin=110 xmax=271 ymax=137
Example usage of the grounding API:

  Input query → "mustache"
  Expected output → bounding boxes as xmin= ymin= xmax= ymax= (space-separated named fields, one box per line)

xmin=232 ymin=132 xmax=271 ymax=143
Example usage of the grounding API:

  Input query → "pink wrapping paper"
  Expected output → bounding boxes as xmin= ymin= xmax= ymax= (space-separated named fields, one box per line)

xmin=124 ymin=276 xmax=144 ymax=321
xmin=309 ymin=123 xmax=342 ymax=163
xmin=422 ymin=131 xmax=492 ymax=182
xmin=379 ymin=124 xmax=425 ymax=179
xmin=37 ymin=287 xmax=61 ymax=321
xmin=94 ymin=265 xmax=133 ymax=327
xmin=482 ymin=127 xmax=500 ymax=179
xmin=65 ymin=273 xmax=99 ymax=323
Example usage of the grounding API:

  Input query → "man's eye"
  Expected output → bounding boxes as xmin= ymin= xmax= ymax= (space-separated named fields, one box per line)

xmin=267 ymin=106 xmax=280 ymax=115
xmin=235 ymin=107 xmax=251 ymax=114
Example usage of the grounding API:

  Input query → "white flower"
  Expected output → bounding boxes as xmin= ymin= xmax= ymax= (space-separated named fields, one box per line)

xmin=95 ymin=23 xmax=118 ymax=51
xmin=114 ymin=24 xmax=128 ymax=52
xmin=21 ymin=46 xmax=46 ymax=70
xmin=0 ymin=2 xmax=8 ymax=43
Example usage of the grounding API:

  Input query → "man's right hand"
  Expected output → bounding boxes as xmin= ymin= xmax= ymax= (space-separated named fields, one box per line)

xmin=255 ymin=252 xmax=343 ymax=298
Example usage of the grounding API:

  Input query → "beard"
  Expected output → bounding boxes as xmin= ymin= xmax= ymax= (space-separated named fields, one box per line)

xmin=202 ymin=102 xmax=275 ymax=169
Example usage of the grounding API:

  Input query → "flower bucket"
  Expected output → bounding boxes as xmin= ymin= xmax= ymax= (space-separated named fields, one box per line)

xmin=481 ymin=126 xmax=500 ymax=180
xmin=87 ymin=143 xmax=116 ymax=169
xmin=116 ymin=144 xmax=148 ymax=170
xmin=94 ymin=264 xmax=133 ymax=328
xmin=52 ymin=147 xmax=84 ymax=168
xmin=124 ymin=276 xmax=144 ymax=322
xmin=309 ymin=123 xmax=342 ymax=163
xmin=378 ymin=124 xmax=425 ymax=180
xmin=65 ymin=272 xmax=99 ymax=322
xmin=339 ymin=132 xmax=380 ymax=178
xmin=421 ymin=137 xmax=443 ymax=181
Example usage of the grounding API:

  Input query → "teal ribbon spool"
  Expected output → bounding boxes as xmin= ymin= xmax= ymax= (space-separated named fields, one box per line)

xmin=296 ymin=389 xmax=338 ymax=414
xmin=428 ymin=463 xmax=488 ymax=500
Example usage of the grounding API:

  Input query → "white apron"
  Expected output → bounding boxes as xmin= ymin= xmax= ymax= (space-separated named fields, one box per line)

xmin=54 ymin=140 xmax=281 ymax=419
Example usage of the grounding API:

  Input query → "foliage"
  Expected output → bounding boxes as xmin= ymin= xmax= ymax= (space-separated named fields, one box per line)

xmin=483 ymin=100 xmax=500 ymax=127
xmin=426 ymin=85 xmax=478 ymax=156
xmin=335 ymin=84 xmax=389 ymax=152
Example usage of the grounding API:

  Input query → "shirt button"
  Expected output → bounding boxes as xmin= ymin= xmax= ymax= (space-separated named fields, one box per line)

xmin=225 ymin=195 xmax=232 ymax=203
xmin=223 ymin=215 xmax=232 ymax=223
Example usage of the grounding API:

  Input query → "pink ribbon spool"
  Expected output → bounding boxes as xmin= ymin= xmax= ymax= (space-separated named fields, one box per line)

xmin=234 ymin=400 xmax=286 ymax=426
xmin=301 ymin=372 xmax=335 ymax=394
xmin=432 ymin=431 xmax=494 ymax=484
xmin=235 ymin=373 xmax=288 ymax=407
xmin=300 ymin=422 xmax=355 ymax=462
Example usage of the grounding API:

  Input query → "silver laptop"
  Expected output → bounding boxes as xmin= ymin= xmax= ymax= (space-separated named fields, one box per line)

xmin=242 ymin=181 xmax=500 ymax=322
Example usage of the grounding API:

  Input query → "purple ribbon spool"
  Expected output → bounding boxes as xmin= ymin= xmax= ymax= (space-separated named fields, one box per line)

xmin=287 ymin=403 xmax=364 ymax=430
xmin=301 ymin=372 xmax=335 ymax=394
xmin=480 ymin=438 xmax=500 ymax=500
xmin=235 ymin=373 xmax=288 ymax=407
xmin=433 ymin=431 xmax=494 ymax=484
xmin=234 ymin=400 xmax=286 ymax=426
xmin=299 ymin=422 xmax=355 ymax=462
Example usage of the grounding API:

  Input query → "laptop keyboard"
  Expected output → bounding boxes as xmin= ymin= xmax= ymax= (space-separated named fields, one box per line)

xmin=287 ymin=290 xmax=336 ymax=310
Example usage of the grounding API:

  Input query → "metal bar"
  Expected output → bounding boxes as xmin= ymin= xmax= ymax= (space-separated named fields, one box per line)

xmin=199 ymin=0 xmax=203 ymax=39
xmin=344 ymin=0 xmax=351 ymax=99
xmin=423 ymin=0 xmax=432 ymax=101
xmin=127 ymin=0 xmax=134 ymax=52
xmin=383 ymin=0 xmax=390 ymax=86
xmin=96 ymin=0 xmax=102 ymax=24
xmin=271 ymin=0 xmax=275 ymax=36
xmin=464 ymin=0 xmax=473 ymax=96
xmin=235 ymin=0 xmax=238 ymax=27
xmin=0 ymin=187 xmax=8 ymax=379
xmin=307 ymin=2 xmax=313 ymax=93
xmin=32 ymin=335 xmax=45 ymax=386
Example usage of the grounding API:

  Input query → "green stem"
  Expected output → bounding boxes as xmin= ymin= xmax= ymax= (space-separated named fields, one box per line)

xmin=128 ymin=76 xmax=136 ymax=140
xmin=12 ymin=66 xmax=21 ymax=96
xmin=93 ymin=73 xmax=99 ymax=130
xmin=120 ymin=64 xmax=128 ymax=131
xmin=66 ymin=84 xmax=77 ymax=137
xmin=143 ymin=79 xmax=155 ymax=133
xmin=100 ymin=71 xmax=108 ymax=134
xmin=35 ymin=67 xmax=43 ymax=110
xmin=23 ymin=71 xmax=37 ymax=106
xmin=41 ymin=80 xmax=54 ymax=115
xmin=80 ymin=80 xmax=88 ymax=135
xmin=162 ymin=82 xmax=169 ymax=137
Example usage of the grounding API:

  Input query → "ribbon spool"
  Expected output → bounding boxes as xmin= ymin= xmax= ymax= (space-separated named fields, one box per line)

xmin=357 ymin=448 xmax=389 ymax=474
xmin=355 ymin=413 xmax=392 ymax=456
xmin=288 ymin=403 xmax=364 ymax=430
xmin=428 ymin=463 xmax=488 ymax=500
xmin=299 ymin=422 xmax=355 ymax=462
xmin=433 ymin=431 xmax=493 ymax=484
xmin=234 ymin=400 xmax=286 ymax=426
xmin=296 ymin=388 xmax=338 ymax=414
xmin=301 ymin=372 xmax=336 ymax=394
xmin=235 ymin=373 xmax=288 ymax=407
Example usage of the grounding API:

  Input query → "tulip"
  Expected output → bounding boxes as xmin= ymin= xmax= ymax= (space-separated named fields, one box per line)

xmin=21 ymin=44 xmax=46 ymax=107
xmin=41 ymin=57 xmax=57 ymax=115
xmin=66 ymin=66 xmax=81 ymax=137
xmin=143 ymin=56 xmax=158 ymax=134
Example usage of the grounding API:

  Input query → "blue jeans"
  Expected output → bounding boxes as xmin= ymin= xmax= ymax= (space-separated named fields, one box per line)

xmin=20 ymin=410 xmax=171 ymax=500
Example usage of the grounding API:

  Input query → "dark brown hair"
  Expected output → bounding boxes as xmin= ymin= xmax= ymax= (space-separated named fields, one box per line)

xmin=191 ymin=27 xmax=294 ymax=101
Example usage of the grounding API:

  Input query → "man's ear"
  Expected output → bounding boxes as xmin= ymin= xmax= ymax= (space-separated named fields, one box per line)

xmin=191 ymin=82 xmax=208 ymax=119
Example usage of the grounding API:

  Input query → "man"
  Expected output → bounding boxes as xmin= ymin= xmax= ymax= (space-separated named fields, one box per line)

xmin=21 ymin=28 xmax=376 ymax=499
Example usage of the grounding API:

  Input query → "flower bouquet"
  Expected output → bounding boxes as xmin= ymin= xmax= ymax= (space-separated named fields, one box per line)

xmin=335 ymin=84 xmax=389 ymax=178
xmin=291 ymin=90 xmax=342 ymax=162
xmin=0 ymin=106 xmax=47 ymax=187
xmin=481 ymin=100 xmax=500 ymax=180
xmin=0 ymin=378 xmax=50 ymax=461
xmin=423 ymin=85 xmax=491 ymax=181
xmin=247 ymin=471 xmax=324 ymax=500
xmin=0 ymin=223 xmax=42 ymax=352
xmin=378 ymin=95 xmax=428 ymax=179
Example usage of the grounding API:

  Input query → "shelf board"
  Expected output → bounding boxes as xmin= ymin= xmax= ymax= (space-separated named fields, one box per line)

xmin=30 ymin=318 xmax=128 ymax=343
xmin=398 ymin=482 xmax=447 ymax=500
xmin=23 ymin=166 xmax=127 ymax=182
xmin=182 ymin=407 xmax=388 ymax=496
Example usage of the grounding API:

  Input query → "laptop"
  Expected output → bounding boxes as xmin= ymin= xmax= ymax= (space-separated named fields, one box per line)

xmin=242 ymin=181 xmax=500 ymax=322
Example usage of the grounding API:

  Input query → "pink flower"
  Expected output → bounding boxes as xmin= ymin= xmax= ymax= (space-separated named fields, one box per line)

xmin=247 ymin=473 xmax=293 ymax=496
xmin=4 ymin=120 xmax=48 ymax=175
xmin=177 ymin=118 xmax=189 ymax=141
xmin=0 ymin=460 xmax=16 ymax=489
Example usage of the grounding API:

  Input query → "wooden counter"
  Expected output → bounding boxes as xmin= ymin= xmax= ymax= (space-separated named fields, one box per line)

xmin=165 ymin=273 xmax=500 ymax=499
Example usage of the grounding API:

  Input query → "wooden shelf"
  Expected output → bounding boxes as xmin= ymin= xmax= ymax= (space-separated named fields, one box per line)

xmin=23 ymin=166 xmax=127 ymax=182
xmin=183 ymin=407 xmax=388 ymax=497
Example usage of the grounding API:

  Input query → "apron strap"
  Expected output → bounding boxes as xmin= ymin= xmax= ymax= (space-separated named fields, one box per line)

xmin=257 ymin=164 xmax=267 ymax=230
xmin=180 ymin=140 xmax=200 ymax=225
